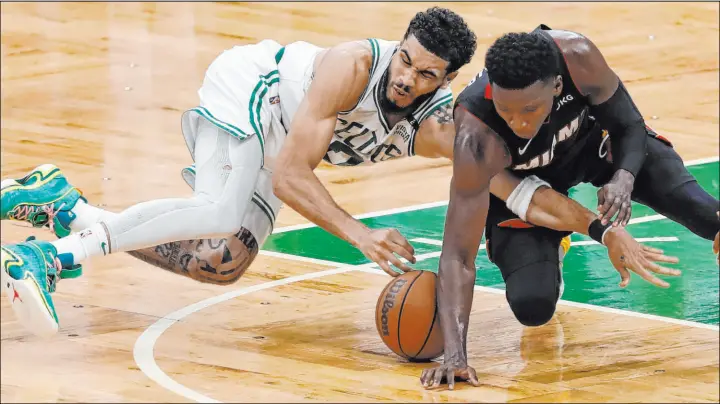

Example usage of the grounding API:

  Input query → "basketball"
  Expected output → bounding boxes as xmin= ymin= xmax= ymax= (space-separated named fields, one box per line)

xmin=375 ymin=270 xmax=444 ymax=362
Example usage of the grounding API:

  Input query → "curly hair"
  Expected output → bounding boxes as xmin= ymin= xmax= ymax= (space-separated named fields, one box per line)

xmin=403 ymin=7 xmax=477 ymax=73
xmin=485 ymin=32 xmax=560 ymax=89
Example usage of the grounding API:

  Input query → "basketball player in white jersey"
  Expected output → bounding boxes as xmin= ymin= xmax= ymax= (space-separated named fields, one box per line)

xmin=0 ymin=7 xmax=478 ymax=337
xmin=1 ymin=2 xmax=688 ymax=351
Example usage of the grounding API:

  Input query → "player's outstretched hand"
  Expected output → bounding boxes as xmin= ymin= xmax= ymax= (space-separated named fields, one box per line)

xmin=604 ymin=227 xmax=680 ymax=288
xmin=420 ymin=363 xmax=480 ymax=390
xmin=356 ymin=228 xmax=416 ymax=276
xmin=597 ymin=169 xmax=635 ymax=227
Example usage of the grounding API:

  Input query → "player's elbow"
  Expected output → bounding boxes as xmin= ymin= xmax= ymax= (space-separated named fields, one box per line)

xmin=272 ymin=159 xmax=299 ymax=202
xmin=271 ymin=169 xmax=291 ymax=201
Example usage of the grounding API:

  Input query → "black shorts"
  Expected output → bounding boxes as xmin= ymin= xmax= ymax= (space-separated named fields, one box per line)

xmin=486 ymin=125 xmax=695 ymax=281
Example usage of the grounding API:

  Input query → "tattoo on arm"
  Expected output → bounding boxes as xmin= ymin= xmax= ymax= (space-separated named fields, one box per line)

xmin=431 ymin=103 xmax=453 ymax=125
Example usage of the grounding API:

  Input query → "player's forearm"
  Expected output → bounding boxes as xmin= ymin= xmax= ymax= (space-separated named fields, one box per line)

xmin=273 ymin=168 xmax=369 ymax=246
xmin=437 ymin=256 xmax=475 ymax=366
xmin=590 ymin=81 xmax=648 ymax=177
xmin=525 ymin=187 xmax=597 ymax=235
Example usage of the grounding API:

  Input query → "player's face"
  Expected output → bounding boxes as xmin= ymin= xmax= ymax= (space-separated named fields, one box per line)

xmin=492 ymin=77 xmax=562 ymax=139
xmin=385 ymin=35 xmax=457 ymax=109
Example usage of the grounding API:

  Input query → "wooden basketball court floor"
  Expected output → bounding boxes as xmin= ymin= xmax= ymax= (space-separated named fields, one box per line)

xmin=1 ymin=2 xmax=718 ymax=402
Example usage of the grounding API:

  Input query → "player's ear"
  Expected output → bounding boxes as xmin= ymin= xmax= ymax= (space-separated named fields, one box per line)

xmin=442 ymin=71 xmax=458 ymax=88
xmin=553 ymin=75 xmax=563 ymax=96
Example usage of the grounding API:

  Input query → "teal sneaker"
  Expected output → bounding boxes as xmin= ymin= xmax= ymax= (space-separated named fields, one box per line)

xmin=1 ymin=237 xmax=81 ymax=338
xmin=1 ymin=164 xmax=85 ymax=238
xmin=181 ymin=163 xmax=196 ymax=191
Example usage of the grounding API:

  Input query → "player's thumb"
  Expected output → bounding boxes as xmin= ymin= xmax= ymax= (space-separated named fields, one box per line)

xmin=617 ymin=267 xmax=631 ymax=288
xmin=610 ymin=258 xmax=631 ymax=288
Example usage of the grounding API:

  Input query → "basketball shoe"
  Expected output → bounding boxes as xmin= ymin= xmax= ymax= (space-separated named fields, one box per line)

xmin=1 ymin=237 xmax=81 ymax=337
xmin=1 ymin=164 xmax=85 ymax=238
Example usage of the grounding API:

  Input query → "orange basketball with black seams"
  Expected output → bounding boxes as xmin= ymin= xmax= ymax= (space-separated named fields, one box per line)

xmin=375 ymin=270 xmax=444 ymax=362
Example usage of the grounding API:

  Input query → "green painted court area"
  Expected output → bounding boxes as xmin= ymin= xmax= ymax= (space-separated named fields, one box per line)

xmin=265 ymin=161 xmax=720 ymax=326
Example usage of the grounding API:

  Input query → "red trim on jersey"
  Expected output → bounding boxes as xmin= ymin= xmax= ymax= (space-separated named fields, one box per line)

xmin=655 ymin=134 xmax=673 ymax=147
xmin=498 ymin=218 xmax=535 ymax=229
xmin=484 ymin=83 xmax=493 ymax=99
xmin=645 ymin=124 xmax=674 ymax=147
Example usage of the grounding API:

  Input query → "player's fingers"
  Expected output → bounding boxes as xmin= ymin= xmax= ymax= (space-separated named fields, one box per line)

xmin=644 ymin=251 xmax=679 ymax=264
xmin=630 ymin=262 xmax=669 ymax=288
xmin=388 ymin=229 xmax=416 ymax=257
xmin=376 ymin=258 xmax=398 ymax=277
xmin=644 ymin=260 xmax=681 ymax=277
xmin=388 ymin=241 xmax=416 ymax=265
xmin=641 ymin=245 xmax=664 ymax=254
xmin=423 ymin=369 xmax=438 ymax=388
xmin=597 ymin=189 xmax=606 ymax=214
xmin=420 ymin=369 xmax=430 ymax=387
xmin=384 ymin=251 xmax=413 ymax=273
xmin=617 ymin=266 xmax=631 ymax=288
xmin=447 ymin=369 xmax=456 ymax=390
xmin=602 ymin=197 xmax=622 ymax=225
xmin=432 ymin=368 xmax=445 ymax=388
xmin=467 ymin=367 xmax=481 ymax=387
xmin=616 ymin=200 xmax=631 ymax=227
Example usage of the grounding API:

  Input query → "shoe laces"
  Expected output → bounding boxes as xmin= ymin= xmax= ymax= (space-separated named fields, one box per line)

xmin=11 ymin=202 xmax=66 ymax=233
xmin=47 ymin=255 xmax=63 ymax=290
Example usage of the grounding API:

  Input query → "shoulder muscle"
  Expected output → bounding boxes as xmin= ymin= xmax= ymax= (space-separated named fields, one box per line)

xmin=307 ymin=41 xmax=373 ymax=115
xmin=547 ymin=30 xmax=619 ymax=103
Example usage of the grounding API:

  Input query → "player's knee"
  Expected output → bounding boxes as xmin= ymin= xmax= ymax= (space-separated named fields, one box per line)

xmin=186 ymin=229 xmax=260 ymax=285
xmin=508 ymin=294 xmax=556 ymax=326
xmin=505 ymin=263 xmax=558 ymax=327
xmin=187 ymin=248 xmax=254 ymax=285
xmin=189 ymin=259 xmax=250 ymax=285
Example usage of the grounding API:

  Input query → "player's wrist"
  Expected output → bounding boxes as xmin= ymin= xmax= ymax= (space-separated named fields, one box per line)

xmin=588 ymin=218 xmax=613 ymax=245
xmin=612 ymin=168 xmax=636 ymax=184
xmin=442 ymin=348 xmax=468 ymax=367
xmin=345 ymin=220 xmax=371 ymax=247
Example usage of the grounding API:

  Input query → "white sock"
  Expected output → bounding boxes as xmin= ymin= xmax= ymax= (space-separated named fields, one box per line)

xmin=69 ymin=200 xmax=118 ymax=231
xmin=52 ymin=223 xmax=110 ymax=266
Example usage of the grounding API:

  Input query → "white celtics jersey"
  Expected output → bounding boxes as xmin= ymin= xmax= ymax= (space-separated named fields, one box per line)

xmin=325 ymin=39 xmax=452 ymax=166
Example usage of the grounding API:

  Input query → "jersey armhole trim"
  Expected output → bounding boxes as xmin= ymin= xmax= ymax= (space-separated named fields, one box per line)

xmin=551 ymin=38 xmax=584 ymax=96
xmin=338 ymin=38 xmax=379 ymax=115
xmin=418 ymin=94 xmax=453 ymax=122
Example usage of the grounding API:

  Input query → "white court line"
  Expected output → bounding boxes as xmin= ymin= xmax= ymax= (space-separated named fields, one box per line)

xmin=134 ymin=244 xmax=718 ymax=403
xmin=135 ymin=157 xmax=718 ymax=402
xmin=685 ymin=156 xmax=719 ymax=165
xmin=133 ymin=261 xmax=370 ymax=404
xmin=272 ymin=200 xmax=450 ymax=234
xmin=411 ymin=236 xmax=679 ymax=248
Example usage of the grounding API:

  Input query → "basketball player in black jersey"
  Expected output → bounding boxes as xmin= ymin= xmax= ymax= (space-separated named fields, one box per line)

xmin=420 ymin=25 xmax=720 ymax=389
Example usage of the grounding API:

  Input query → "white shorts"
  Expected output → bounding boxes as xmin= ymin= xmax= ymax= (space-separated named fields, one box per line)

xmin=181 ymin=39 xmax=288 ymax=170
xmin=179 ymin=39 xmax=322 ymax=246
xmin=180 ymin=39 xmax=289 ymax=246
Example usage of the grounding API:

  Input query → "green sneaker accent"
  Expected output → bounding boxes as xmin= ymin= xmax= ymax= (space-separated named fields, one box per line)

xmin=1 ymin=240 xmax=63 ymax=323
xmin=58 ymin=265 xmax=83 ymax=279
xmin=1 ymin=164 xmax=85 ymax=238
xmin=181 ymin=164 xmax=196 ymax=191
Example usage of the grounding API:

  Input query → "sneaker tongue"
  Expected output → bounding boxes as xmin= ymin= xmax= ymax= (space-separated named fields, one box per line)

xmin=57 ymin=253 xmax=75 ymax=269
xmin=55 ymin=210 xmax=75 ymax=228
xmin=27 ymin=211 xmax=49 ymax=227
